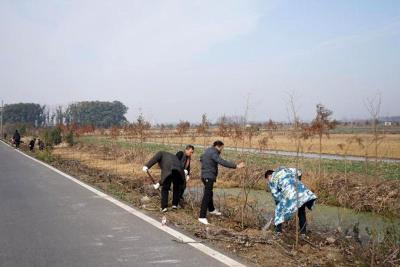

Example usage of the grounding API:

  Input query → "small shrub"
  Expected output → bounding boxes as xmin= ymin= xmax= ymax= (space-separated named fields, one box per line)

xmin=65 ymin=130 xmax=74 ymax=146
xmin=43 ymin=127 xmax=62 ymax=147
xmin=50 ymin=127 xmax=62 ymax=145
xmin=35 ymin=149 xmax=53 ymax=163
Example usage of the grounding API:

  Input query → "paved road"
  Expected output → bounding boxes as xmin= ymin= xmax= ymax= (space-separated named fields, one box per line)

xmin=0 ymin=143 xmax=235 ymax=267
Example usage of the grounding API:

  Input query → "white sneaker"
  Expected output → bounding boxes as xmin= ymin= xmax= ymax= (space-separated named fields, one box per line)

xmin=172 ymin=205 xmax=178 ymax=210
xmin=198 ymin=218 xmax=209 ymax=225
xmin=209 ymin=209 xmax=222 ymax=216
xmin=161 ymin=208 xmax=168 ymax=213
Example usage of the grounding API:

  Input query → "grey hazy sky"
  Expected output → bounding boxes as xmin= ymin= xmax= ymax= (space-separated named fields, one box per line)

xmin=0 ymin=0 xmax=399 ymax=124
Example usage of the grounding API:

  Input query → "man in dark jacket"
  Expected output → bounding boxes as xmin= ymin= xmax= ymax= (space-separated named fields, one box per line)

xmin=176 ymin=145 xmax=195 ymax=203
xmin=38 ymin=138 xmax=45 ymax=150
xmin=13 ymin=130 xmax=21 ymax=148
xmin=198 ymin=141 xmax=245 ymax=225
xmin=29 ymin=138 xmax=36 ymax=151
xmin=143 ymin=151 xmax=185 ymax=212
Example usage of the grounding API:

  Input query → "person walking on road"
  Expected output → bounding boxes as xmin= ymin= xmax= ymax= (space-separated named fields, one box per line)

xmin=143 ymin=151 xmax=185 ymax=212
xmin=198 ymin=141 xmax=245 ymax=225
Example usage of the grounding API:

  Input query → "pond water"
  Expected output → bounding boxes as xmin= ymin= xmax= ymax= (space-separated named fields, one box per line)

xmin=188 ymin=186 xmax=400 ymax=239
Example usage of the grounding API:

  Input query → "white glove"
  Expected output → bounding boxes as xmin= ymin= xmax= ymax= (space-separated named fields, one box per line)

xmin=186 ymin=175 xmax=190 ymax=182
xmin=184 ymin=170 xmax=188 ymax=176
xmin=142 ymin=166 xmax=148 ymax=172
xmin=153 ymin=183 xmax=160 ymax=190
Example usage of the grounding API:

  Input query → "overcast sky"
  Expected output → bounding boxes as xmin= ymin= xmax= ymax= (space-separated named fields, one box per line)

xmin=0 ymin=0 xmax=399 ymax=124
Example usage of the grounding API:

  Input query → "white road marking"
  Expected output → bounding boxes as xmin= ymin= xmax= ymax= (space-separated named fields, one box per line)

xmin=148 ymin=259 xmax=181 ymax=264
xmin=1 ymin=141 xmax=246 ymax=267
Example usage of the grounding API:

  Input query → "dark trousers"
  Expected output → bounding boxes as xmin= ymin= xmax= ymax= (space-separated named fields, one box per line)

xmin=276 ymin=199 xmax=314 ymax=234
xmin=161 ymin=171 xmax=181 ymax=209
xmin=199 ymin=178 xmax=215 ymax=218
xmin=179 ymin=182 xmax=186 ymax=201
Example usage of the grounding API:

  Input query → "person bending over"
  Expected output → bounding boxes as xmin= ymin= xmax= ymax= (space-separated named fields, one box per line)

xmin=265 ymin=167 xmax=317 ymax=234
xmin=143 ymin=151 xmax=185 ymax=212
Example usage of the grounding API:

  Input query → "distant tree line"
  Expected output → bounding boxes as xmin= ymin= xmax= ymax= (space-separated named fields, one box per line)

xmin=64 ymin=101 xmax=128 ymax=128
xmin=3 ymin=101 xmax=128 ymax=129
xmin=3 ymin=103 xmax=46 ymax=127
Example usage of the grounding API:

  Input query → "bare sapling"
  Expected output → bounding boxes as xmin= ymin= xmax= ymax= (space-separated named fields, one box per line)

xmin=245 ymin=124 xmax=259 ymax=150
xmin=310 ymin=104 xmax=336 ymax=178
xmin=259 ymin=119 xmax=276 ymax=154
xmin=365 ymin=93 xmax=384 ymax=174
xmin=241 ymin=95 xmax=250 ymax=153
xmin=286 ymin=92 xmax=306 ymax=249
xmin=159 ymin=124 xmax=166 ymax=144
xmin=337 ymin=135 xmax=364 ymax=184
xmin=110 ymin=125 xmax=119 ymax=176
xmin=239 ymin=94 xmax=258 ymax=229
xmin=217 ymin=115 xmax=230 ymax=143
xmin=176 ymin=121 xmax=190 ymax=146
xmin=131 ymin=113 xmax=151 ymax=162
xmin=196 ymin=113 xmax=210 ymax=147
xmin=232 ymin=122 xmax=244 ymax=151
xmin=240 ymin=167 xmax=262 ymax=229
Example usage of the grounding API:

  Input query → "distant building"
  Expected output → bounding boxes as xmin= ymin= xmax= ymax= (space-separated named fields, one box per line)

xmin=384 ymin=121 xmax=392 ymax=126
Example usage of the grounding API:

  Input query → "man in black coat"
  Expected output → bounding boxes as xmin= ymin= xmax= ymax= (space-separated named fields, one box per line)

xmin=29 ymin=138 xmax=36 ymax=151
xmin=13 ymin=130 xmax=21 ymax=149
xmin=198 ymin=140 xmax=245 ymax=225
xmin=38 ymin=138 xmax=45 ymax=150
xmin=176 ymin=145 xmax=195 ymax=203
xmin=143 ymin=151 xmax=185 ymax=212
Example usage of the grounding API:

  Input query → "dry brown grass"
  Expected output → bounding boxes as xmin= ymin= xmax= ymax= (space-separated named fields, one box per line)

xmin=52 ymin=146 xmax=156 ymax=183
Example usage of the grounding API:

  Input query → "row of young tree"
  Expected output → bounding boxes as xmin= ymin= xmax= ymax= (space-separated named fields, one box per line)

xmin=3 ymin=96 xmax=387 ymax=169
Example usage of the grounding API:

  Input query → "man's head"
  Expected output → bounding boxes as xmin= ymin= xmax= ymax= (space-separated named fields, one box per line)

xmin=213 ymin=140 xmax=224 ymax=152
xmin=185 ymin=145 xmax=195 ymax=157
xmin=264 ymin=170 xmax=274 ymax=181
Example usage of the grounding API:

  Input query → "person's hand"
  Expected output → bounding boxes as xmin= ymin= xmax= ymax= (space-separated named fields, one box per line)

xmin=142 ymin=166 xmax=149 ymax=172
xmin=186 ymin=175 xmax=190 ymax=182
xmin=184 ymin=170 xmax=188 ymax=176
xmin=237 ymin=162 xmax=245 ymax=169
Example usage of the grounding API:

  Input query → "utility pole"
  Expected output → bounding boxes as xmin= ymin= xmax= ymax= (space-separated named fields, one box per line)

xmin=0 ymin=100 xmax=3 ymax=140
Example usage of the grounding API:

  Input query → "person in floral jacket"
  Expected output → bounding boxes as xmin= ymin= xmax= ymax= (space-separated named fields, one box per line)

xmin=265 ymin=167 xmax=317 ymax=234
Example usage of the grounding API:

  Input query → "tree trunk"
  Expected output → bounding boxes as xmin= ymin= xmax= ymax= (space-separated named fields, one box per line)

xmin=319 ymin=134 xmax=322 ymax=178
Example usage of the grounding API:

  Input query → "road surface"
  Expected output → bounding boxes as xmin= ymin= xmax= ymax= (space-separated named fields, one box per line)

xmin=0 ymin=142 xmax=242 ymax=267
